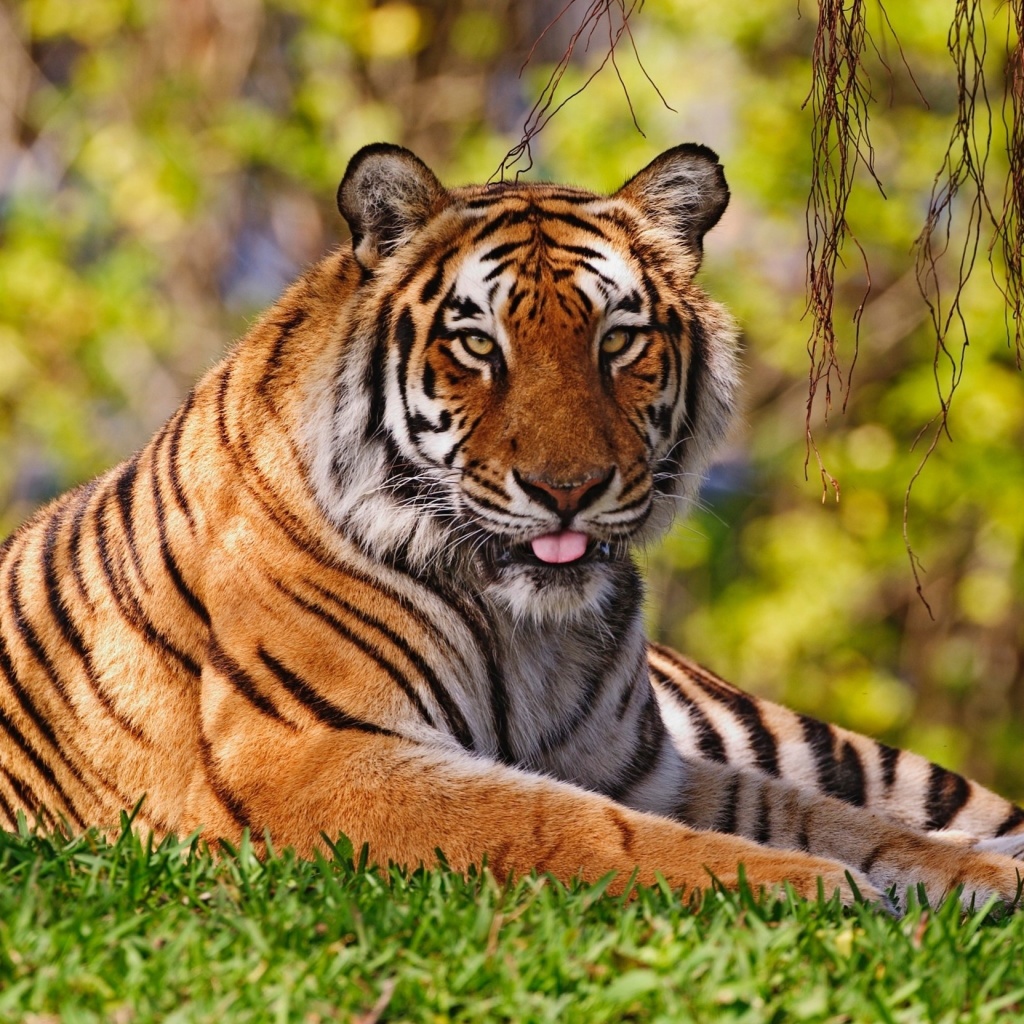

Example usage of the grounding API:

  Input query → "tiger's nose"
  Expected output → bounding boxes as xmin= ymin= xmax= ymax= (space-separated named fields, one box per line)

xmin=513 ymin=468 xmax=614 ymax=518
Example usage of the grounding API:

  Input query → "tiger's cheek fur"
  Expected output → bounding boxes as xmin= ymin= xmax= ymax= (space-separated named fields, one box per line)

xmin=609 ymin=334 xmax=683 ymax=459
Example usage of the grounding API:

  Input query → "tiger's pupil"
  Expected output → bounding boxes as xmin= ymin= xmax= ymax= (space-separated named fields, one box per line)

xmin=601 ymin=329 xmax=631 ymax=356
xmin=463 ymin=334 xmax=495 ymax=357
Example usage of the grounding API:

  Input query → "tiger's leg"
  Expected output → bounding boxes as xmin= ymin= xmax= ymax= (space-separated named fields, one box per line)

xmin=650 ymin=644 xmax=1024 ymax=863
xmin=670 ymin=755 xmax=1024 ymax=908
xmin=190 ymin=696 xmax=878 ymax=905
xmin=193 ymin=661 xmax=1024 ymax=912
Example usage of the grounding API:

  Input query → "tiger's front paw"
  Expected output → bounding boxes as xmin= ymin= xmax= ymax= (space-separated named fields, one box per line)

xmin=812 ymin=864 xmax=889 ymax=910
xmin=951 ymin=850 xmax=1024 ymax=911
xmin=745 ymin=856 xmax=886 ymax=909
xmin=885 ymin=848 xmax=1024 ymax=913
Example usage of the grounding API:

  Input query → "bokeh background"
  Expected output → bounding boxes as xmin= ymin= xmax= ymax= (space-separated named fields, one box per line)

xmin=2 ymin=0 xmax=1023 ymax=798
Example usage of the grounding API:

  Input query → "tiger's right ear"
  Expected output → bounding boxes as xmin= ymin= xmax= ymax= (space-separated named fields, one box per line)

xmin=615 ymin=144 xmax=729 ymax=262
xmin=338 ymin=144 xmax=449 ymax=271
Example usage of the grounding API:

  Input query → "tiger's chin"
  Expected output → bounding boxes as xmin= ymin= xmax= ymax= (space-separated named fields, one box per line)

xmin=476 ymin=533 xmax=631 ymax=620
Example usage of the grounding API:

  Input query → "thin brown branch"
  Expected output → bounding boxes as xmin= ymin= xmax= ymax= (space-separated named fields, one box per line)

xmin=494 ymin=0 xmax=670 ymax=181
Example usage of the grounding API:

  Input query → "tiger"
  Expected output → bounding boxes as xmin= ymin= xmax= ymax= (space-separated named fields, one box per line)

xmin=2 ymin=141 xmax=1023 ymax=911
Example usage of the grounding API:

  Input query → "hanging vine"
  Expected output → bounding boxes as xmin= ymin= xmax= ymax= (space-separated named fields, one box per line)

xmin=805 ymin=0 xmax=1022 ymax=605
xmin=494 ymin=0 xmax=671 ymax=181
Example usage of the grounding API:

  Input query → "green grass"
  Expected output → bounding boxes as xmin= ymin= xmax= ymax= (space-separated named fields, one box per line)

xmin=2 ymin=823 xmax=1024 ymax=1023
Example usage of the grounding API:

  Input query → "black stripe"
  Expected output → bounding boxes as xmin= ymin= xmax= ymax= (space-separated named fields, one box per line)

xmin=7 ymin=549 xmax=73 ymax=704
xmin=40 ymin=506 xmax=149 ymax=742
xmin=0 ymin=618 xmax=155 ymax=828
xmin=996 ymin=805 xmax=1024 ymax=837
xmin=713 ymin=776 xmax=742 ymax=835
xmin=418 ymin=246 xmax=458 ymax=303
xmin=0 ymin=785 xmax=16 ymax=828
xmin=604 ymin=689 xmax=667 ymax=802
xmin=481 ymin=239 xmax=527 ymax=264
xmin=394 ymin=305 xmax=418 ymax=441
xmin=878 ymin=743 xmax=900 ymax=789
xmin=464 ymin=470 xmax=510 ymax=501
xmin=407 ymin=407 xmax=452 ymax=438
xmin=313 ymin=556 xmax=486 ymax=684
xmin=486 ymin=650 xmax=513 ymax=764
xmin=307 ymin=580 xmax=474 ymax=749
xmin=257 ymin=647 xmax=397 ymax=736
xmin=688 ymin=668 xmax=779 ymax=776
xmin=834 ymin=740 xmax=867 ymax=807
xmin=924 ymin=763 xmax=971 ymax=831
xmin=650 ymin=665 xmax=726 ymax=763
xmin=860 ymin=843 xmax=886 ymax=874
xmin=445 ymin=294 xmax=485 ymax=321
xmin=337 ymin=517 xmax=496 ymax=690
xmin=539 ymin=210 xmax=607 ymax=238
xmin=258 ymin=307 xmax=308 ymax=401
xmin=277 ymin=581 xmax=435 ymax=727
xmin=462 ymin=489 xmax=520 ymax=519
xmin=753 ymin=788 xmax=772 ymax=846
xmin=534 ymin=670 xmax=623 ymax=760
xmin=93 ymin=492 xmax=202 ymax=678
xmin=151 ymin=455 xmax=210 ymax=626
xmin=215 ymin=362 xmax=233 ymax=447
xmin=680 ymin=304 xmax=703 ymax=443
xmin=208 ymin=637 xmax=294 ymax=728
xmin=619 ymin=464 xmax=649 ymax=497
xmin=114 ymin=454 xmax=148 ymax=587
xmin=218 ymin=356 xmax=331 ymax=566
xmin=464 ymin=188 xmax=595 ymax=209
xmin=0 ymin=623 xmax=88 ymax=787
xmin=442 ymin=410 xmax=485 ymax=469
xmin=537 ymin=235 xmax=603 ymax=260
xmin=613 ymin=289 xmax=642 ymax=314
xmin=800 ymin=714 xmax=837 ymax=792
xmin=198 ymin=732 xmax=252 ymax=831
xmin=483 ymin=258 xmax=516 ymax=283
xmin=796 ymin=821 xmax=811 ymax=852
xmin=3 ymin=768 xmax=48 ymax=823
xmin=800 ymin=715 xmax=867 ymax=807
xmin=573 ymin=284 xmax=593 ymax=315
xmin=469 ymin=206 xmax=535 ymax=243
xmin=553 ymin=288 xmax=582 ymax=319
xmin=506 ymin=287 xmax=526 ymax=319
xmin=166 ymin=389 xmax=198 ymax=530
xmin=68 ymin=479 xmax=100 ymax=603
xmin=607 ymin=488 xmax=652 ymax=516
xmin=534 ymin=577 xmax=642 ymax=759
xmin=0 ymin=702 xmax=86 ymax=828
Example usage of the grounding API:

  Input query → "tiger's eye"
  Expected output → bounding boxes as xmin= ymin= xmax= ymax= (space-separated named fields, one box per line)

xmin=462 ymin=334 xmax=496 ymax=358
xmin=600 ymin=329 xmax=632 ymax=356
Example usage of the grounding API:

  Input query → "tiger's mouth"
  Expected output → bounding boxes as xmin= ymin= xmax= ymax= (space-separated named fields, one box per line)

xmin=483 ymin=530 xmax=619 ymax=570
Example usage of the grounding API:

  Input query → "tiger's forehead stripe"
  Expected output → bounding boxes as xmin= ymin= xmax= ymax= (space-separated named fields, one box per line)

xmin=398 ymin=193 xmax=656 ymax=335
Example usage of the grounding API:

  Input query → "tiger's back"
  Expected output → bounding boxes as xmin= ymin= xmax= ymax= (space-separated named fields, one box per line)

xmin=2 ymin=143 xmax=1023 ymax=909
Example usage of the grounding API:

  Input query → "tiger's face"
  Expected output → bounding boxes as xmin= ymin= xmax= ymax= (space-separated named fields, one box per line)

xmin=321 ymin=145 xmax=739 ymax=618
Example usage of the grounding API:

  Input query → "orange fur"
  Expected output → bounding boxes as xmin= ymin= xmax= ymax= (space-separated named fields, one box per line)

xmin=1 ymin=145 xmax=1022 ymax=910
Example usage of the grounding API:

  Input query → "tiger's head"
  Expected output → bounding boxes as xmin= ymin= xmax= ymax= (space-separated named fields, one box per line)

xmin=310 ymin=144 xmax=739 ymax=619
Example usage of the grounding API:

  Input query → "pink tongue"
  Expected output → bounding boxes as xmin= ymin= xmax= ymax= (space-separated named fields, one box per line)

xmin=530 ymin=531 xmax=589 ymax=564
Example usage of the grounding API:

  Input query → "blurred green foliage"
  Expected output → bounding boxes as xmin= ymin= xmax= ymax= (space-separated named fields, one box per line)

xmin=1 ymin=0 xmax=1022 ymax=796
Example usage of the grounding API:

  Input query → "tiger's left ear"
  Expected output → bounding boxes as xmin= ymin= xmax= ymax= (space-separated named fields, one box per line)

xmin=338 ymin=143 xmax=449 ymax=271
xmin=615 ymin=144 xmax=729 ymax=260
